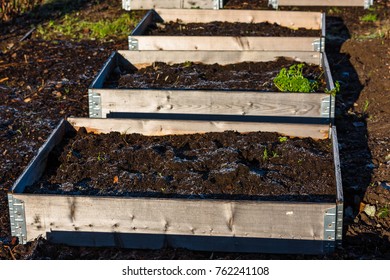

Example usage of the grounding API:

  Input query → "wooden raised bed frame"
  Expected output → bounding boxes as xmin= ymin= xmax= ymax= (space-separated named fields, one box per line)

xmin=122 ymin=0 xmax=224 ymax=10
xmin=129 ymin=9 xmax=325 ymax=52
xmin=8 ymin=117 xmax=343 ymax=254
xmin=88 ymin=50 xmax=335 ymax=130
xmin=268 ymin=0 xmax=373 ymax=9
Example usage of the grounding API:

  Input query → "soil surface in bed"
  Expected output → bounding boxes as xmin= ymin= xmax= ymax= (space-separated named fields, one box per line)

xmin=25 ymin=129 xmax=336 ymax=202
xmin=107 ymin=58 xmax=326 ymax=92
xmin=145 ymin=21 xmax=322 ymax=37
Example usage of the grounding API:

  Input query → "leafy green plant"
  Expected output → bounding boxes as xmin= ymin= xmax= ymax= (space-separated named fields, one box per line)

xmin=360 ymin=13 xmax=378 ymax=22
xmin=273 ymin=63 xmax=319 ymax=93
xmin=278 ymin=136 xmax=288 ymax=143
xmin=325 ymin=80 xmax=341 ymax=97
xmin=263 ymin=148 xmax=269 ymax=161
xmin=377 ymin=206 xmax=389 ymax=218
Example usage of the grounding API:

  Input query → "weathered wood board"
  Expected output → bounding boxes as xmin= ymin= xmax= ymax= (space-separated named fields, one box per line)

xmin=8 ymin=118 xmax=343 ymax=254
xmin=88 ymin=50 xmax=335 ymax=124
xmin=268 ymin=0 xmax=373 ymax=9
xmin=122 ymin=0 xmax=223 ymax=10
xmin=129 ymin=9 xmax=325 ymax=51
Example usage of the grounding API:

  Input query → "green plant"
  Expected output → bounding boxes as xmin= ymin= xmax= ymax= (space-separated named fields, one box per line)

xmin=271 ymin=151 xmax=279 ymax=158
xmin=278 ymin=136 xmax=288 ymax=143
xmin=377 ymin=206 xmax=389 ymax=218
xmin=360 ymin=13 xmax=378 ymax=22
xmin=362 ymin=99 xmax=370 ymax=113
xmin=263 ymin=148 xmax=269 ymax=161
xmin=325 ymin=80 xmax=341 ymax=97
xmin=97 ymin=152 xmax=104 ymax=161
xmin=273 ymin=63 xmax=319 ymax=93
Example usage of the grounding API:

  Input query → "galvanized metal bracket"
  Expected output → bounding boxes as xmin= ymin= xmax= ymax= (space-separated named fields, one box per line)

xmin=268 ymin=0 xmax=278 ymax=9
xmin=323 ymin=207 xmax=336 ymax=253
xmin=321 ymin=96 xmax=331 ymax=118
xmin=122 ymin=0 xmax=131 ymax=10
xmin=88 ymin=90 xmax=102 ymax=118
xmin=213 ymin=0 xmax=223 ymax=9
xmin=8 ymin=194 xmax=27 ymax=244
xmin=312 ymin=38 xmax=325 ymax=52
xmin=129 ymin=37 xmax=139 ymax=51
xmin=364 ymin=0 xmax=373 ymax=9
xmin=336 ymin=203 xmax=344 ymax=247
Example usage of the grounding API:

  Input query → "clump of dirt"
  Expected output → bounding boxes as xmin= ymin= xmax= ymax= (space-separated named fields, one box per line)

xmin=145 ymin=21 xmax=321 ymax=37
xmin=107 ymin=58 xmax=326 ymax=92
xmin=25 ymin=128 xmax=336 ymax=202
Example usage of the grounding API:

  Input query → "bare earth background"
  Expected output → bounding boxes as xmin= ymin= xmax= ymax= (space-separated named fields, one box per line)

xmin=0 ymin=0 xmax=389 ymax=259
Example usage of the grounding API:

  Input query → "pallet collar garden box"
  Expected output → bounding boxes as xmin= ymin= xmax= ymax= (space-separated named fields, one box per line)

xmin=129 ymin=9 xmax=325 ymax=52
xmin=8 ymin=117 xmax=343 ymax=254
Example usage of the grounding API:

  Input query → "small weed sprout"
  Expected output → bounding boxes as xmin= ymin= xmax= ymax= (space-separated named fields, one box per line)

xmin=278 ymin=136 xmax=288 ymax=143
xmin=273 ymin=63 xmax=319 ymax=93
xmin=272 ymin=151 xmax=279 ymax=158
xmin=97 ymin=152 xmax=104 ymax=161
xmin=360 ymin=13 xmax=378 ymax=22
xmin=377 ymin=206 xmax=389 ymax=218
xmin=263 ymin=148 xmax=269 ymax=161
xmin=363 ymin=99 xmax=370 ymax=113
xmin=325 ymin=80 xmax=341 ymax=97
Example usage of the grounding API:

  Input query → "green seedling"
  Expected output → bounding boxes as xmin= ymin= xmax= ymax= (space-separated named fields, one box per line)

xmin=272 ymin=151 xmax=279 ymax=158
xmin=263 ymin=148 xmax=269 ymax=161
xmin=362 ymin=99 xmax=370 ymax=113
xmin=360 ymin=13 xmax=378 ymax=22
xmin=325 ymin=80 xmax=341 ymax=97
xmin=97 ymin=152 xmax=104 ymax=161
xmin=273 ymin=63 xmax=319 ymax=93
xmin=377 ymin=206 xmax=389 ymax=218
xmin=278 ymin=136 xmax=288 ymax=143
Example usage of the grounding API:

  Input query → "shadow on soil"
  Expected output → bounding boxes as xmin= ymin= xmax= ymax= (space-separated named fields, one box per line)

xmin=325 ymin=16 xmax=374 ymax=244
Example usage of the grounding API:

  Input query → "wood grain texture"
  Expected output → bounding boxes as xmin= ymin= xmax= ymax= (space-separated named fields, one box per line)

xmin=124 ymin=0 xmax=215 ymax=10
xmin=15 ymin=193 xmax=334 ymax=243
xmin=118 ymin=50 xmax=322 ymax=67
xmin=68 ymin=117 xmax=329 ymax=139
xmin=131 ymin=36 xmax=320 ymax=51
xmin=94 ymin=89 xmax=327 ymax=118
xmin=155 ymin=9 xmax=323 ymax=29
xmin=277 ymin=0 xmax=365 ymax=7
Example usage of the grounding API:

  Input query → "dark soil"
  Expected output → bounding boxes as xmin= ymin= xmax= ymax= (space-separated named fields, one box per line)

xmin=109 ymin=58 xmax=326 ymax=92
xmin=25 ymin=128 xmax=336 ymax=202
xmin=145 ymin=21 xmax=321 ymax=37
xmin=0 ymin=0 xmax=389 ymax=260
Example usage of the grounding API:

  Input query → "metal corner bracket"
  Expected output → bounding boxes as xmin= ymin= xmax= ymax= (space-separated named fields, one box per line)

xmin=8 ymin=194 xmax=27 ymax=244
xmin=129 ymin=37 xmax=139 ymax=51
xmin=213 ymin=0 xmax=223 ymax=9
xmin=268 ymin=0 xmax=278 ymax=9
xmin=323 ymin=207 xmax=336 ymax=253
xmin=88 ymin=90 xmax=102 ymax=118
xmin=122 ymin=0 xmax=131 ymax=11
xmin=364 ymin=0 xmax=374 ymax=9
xmin=321 ymin=96 xmax=331 ymax=119
xmin=313 ymin=38 xmax=325 ymax=52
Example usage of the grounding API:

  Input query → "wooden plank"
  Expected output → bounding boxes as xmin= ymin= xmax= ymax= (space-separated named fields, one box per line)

xmin=132 ymin=36 xmax=319 ymax=51
xmin=155 ymin=9 xmax=323 ymax=29
xmin=123 ymin=0 xmax=215 ymax=10
xmin=67 ymin=117 xmax=329 ymax=139
xmin=277 ymin=0 xmax=367 ymax=7
xmin=117 ymin=50 xmax=322 ymax=67
xmin=14 ymin=193 xmax=335 ymax=244
xmin=10 ymin=120 xmax=69 ymax=194
xmin=95 ymin=89 xmax=327 ymax=118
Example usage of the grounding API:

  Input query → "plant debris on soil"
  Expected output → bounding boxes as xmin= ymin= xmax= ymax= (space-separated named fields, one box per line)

xmin=107 ymin=58 xmax=326 ymax=92
xmin=25 ymin=128 xmax=336 ymax=202
xmin=0 ymin=0 xmax=389 ymax=260
xmin=145 ymin=21 xmax=321 ymax=37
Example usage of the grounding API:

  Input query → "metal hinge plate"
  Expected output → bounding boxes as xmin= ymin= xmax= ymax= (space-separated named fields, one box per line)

xmin=88 ymin=90 xmax=102 ymax=118
xmin=313 ymin=38 xmax=325 ymax=52
xmin=122 ymin=0 xmax=131 ymax=10
xmin=129 ymin=37 xmax=139 ymax=51
xmin=321 ymin=96 xmax=331 ymax=118
xmin=323 ymin=207 xmax=336 ymax=253
xmin=268 ymin=0 xmax=278 ymax=9
xmin=364 ymin=0 xmax=373 ymax=9
xmin=8 ymin=194 xmax=27 ymax=244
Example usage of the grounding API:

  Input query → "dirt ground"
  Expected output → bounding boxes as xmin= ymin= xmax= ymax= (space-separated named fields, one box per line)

xmin=0 ymin=0 xmax=389 ymax=259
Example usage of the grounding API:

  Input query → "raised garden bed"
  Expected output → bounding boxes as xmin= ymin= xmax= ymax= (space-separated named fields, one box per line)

xmin=8 ymin=117 xmax=343 ymax=254
xmin=267 ymin=0 xmax=373 ymax=9
xmin=122 ymin=0 xmax=224 ymax=10
xmin=129 ymin=9 xmax=325 ymax=51
xmin=89 ymin=50 xmax=335 ymax=128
